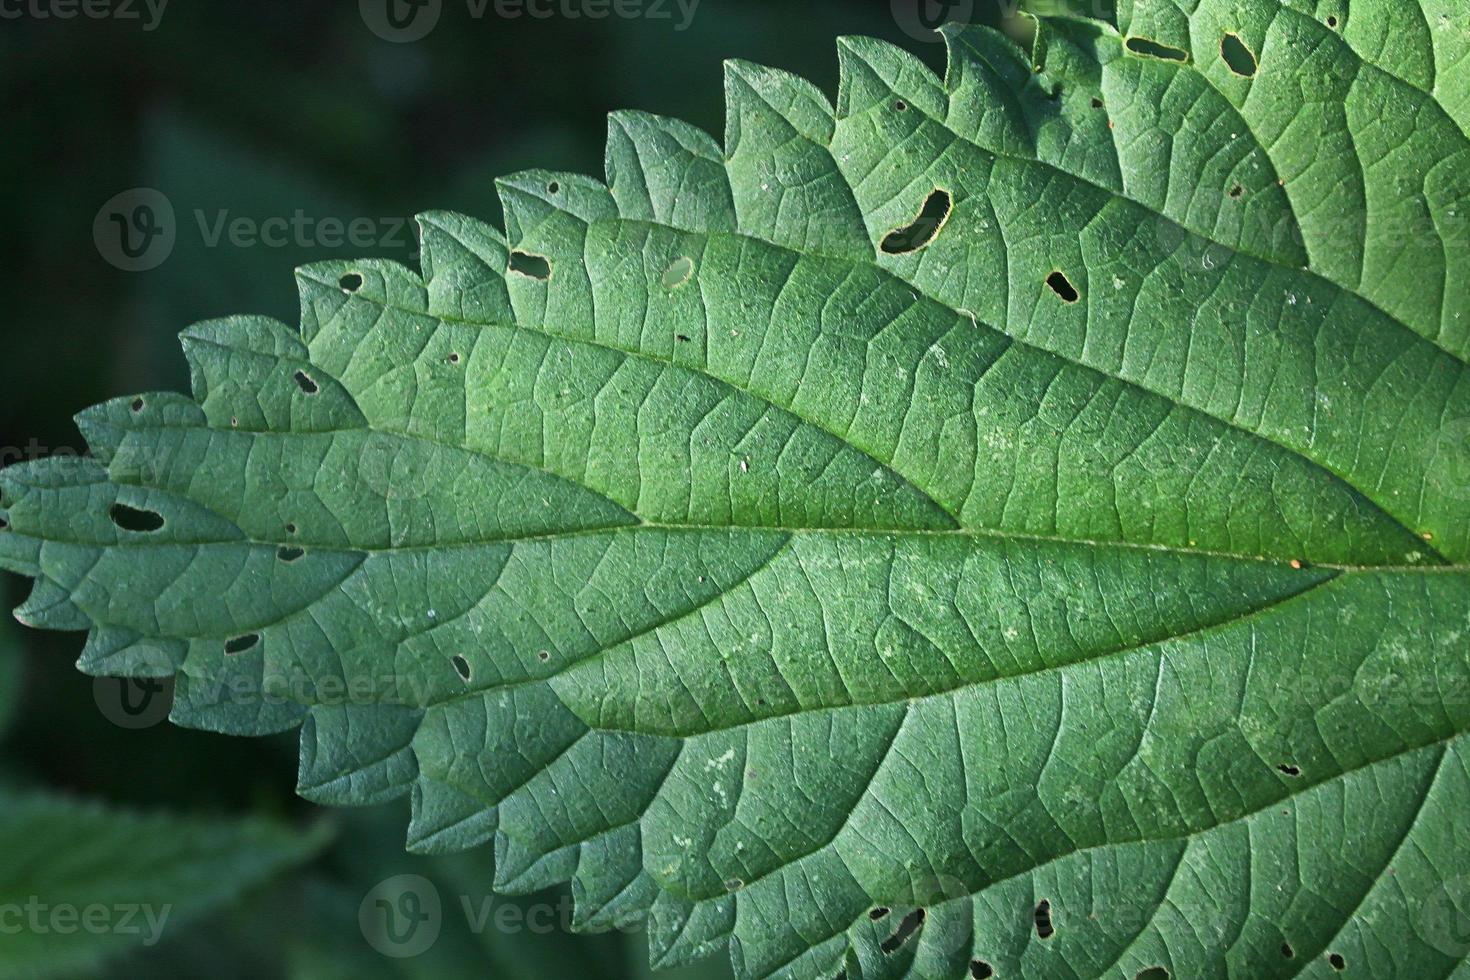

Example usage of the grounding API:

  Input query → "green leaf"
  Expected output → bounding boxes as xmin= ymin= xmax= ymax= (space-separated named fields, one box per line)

xmin=0 ymin=790 xmax=328 ymax=979
xmin=4 ymin=8 xmax=1470 ymax=977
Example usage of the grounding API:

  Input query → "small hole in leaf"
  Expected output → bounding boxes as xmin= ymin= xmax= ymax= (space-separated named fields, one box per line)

xmin=131 ymin=398 xmax=145 ymax=413
xmin=869 ymin=907 xmax=890 ymax=921
xmin=547 ymin=180 xmax=561 ymax=194
xmin=1328 ymin=953 xmax=1346 ymax=971
xmin=294 ymin=371 xmax=320 ymax=395
xmin=278 ymin=546 xmax=305 ymax=563
xmin=448 ymin=352 xmax=461 ymax=365
xmin=1281 ymin=942 xmax=1295 ymax=959
xmin=1046 ymin=271 xmax=1080 ymax=303
xmin=662 ymin=256 xmax=696 ymax=289
xmin=895 ymin=99 xmax=908 ymax=111
xmin=1220 ymin=33 xmax=1258 ymax=77
xmin=675 ymin=334 xmax=691 ymax=343
xmin=1136 ymin=969 xmax=1170 ymax=980
xmin=452 ymin=655 xmax=472 ymax=682
xmin=1091 ymin=96 xmax=1104 ymax=109
xmin=224 ymin=634 xmax=260 ymax=656
xmin=110 ymin=503 xmax=165 ymax=533
xmin=0 ymin=516 xmax=9 ymax=531
xmin=509 ymin=251 xmax=552 ymax=280
xmin=1326 ymin=16 xmax=1338 ymax=28
xmin=339 ymin=272 xmax=363 ymax=292
xmin=537 ymin=650 xmax=551 ymax=662
xmin=285 ymin=523 xmax=299 ymax=535
xmin=881 ymin=189 xmax=952 ymax=255
xmin=971 ymin=961 xmax=994 ymax=979
xmin=1126 ymin=36 xmax=1190 ymax=63
xmin=1278 ymin=763 xmax=1302 ymax=777
xmin=1229 ymin=184 xmax=1245 ymax=199
xmin=880 ymin=909 xmax=926 ymax=954
xmin=1035 ymin=900 xmax=1055 ymax=939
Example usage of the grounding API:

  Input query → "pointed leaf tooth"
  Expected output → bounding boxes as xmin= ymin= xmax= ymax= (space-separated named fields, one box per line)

xmin=297 ymin=703 xmax=423 ymax=806
xmin=416 ymin=209 xmax=515 ymax=324
xmin=76 ymin=626 xmax=185 ymax=678
xmin=835 ymin=35 xmax=948 ymax=120
xmin=15 ymin=577 xmax=88 ymax=631
xmin=605 ymin=110 xmax=737 ymax=233
xmin=407 ymin=777 xmax=499 ymax=855
xmin=496 ymin=169 xmax=616 ymax=245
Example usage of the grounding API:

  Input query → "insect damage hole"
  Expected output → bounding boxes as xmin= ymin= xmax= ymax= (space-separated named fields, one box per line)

xmin=1046 ymin=271 xmax=1080 ymax=303
xmin=452 ymin=655 xmax=472 ymax=682
xmin=509 ymin=251 xmax=552 ymax=280
xmin=224 ymin=634 xmax=260 ymax=656
xmin=339 ymin=272 xmax=363 ymax=292
xmin=1220 ymin=33 xmax=1258 ymax=77
xmin=971 ymin=960 xmax=994 ymax=979
xmin=881 ymin=189 xmax=952 ymax=255
xmin=880 ymin=909 xmax=926 ymax=954
xmin=1126 ymin=36 xmax=1190 ymax=63
xmin=109 ymin=503 xmax=165 ymax=533
xmin=277 ymin=546 xmax=306 ymax=563
xmin=1328 ymin=952 xmax=1347 ymax=971
xmin=869 ymin=907 xmax=891 ymax=921
xmin=293 ymin=370 xmax=320 ymax=395
xmin=1136 ymin=969 xmax=1171 ymax=980
xmin=131 ymin=397 xmax=145 ymax=413
xmin=662 ymin=256 xmax=696 ymax=289
xmin=1034 ymin=899 xmax=1055 ymax=939
xmin=1281 ymin=942 xmax=1296 ymax=959
xmin=1277 ymin=763 xmax=1302 ymax=777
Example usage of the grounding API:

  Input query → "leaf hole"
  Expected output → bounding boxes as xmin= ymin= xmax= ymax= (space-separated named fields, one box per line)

xmin=1277 ymin=763 xmax=1302 ymax=777
xmin=1326 ymin=16 xmax=1338 ymax=28
xmin=971 ymin=960 xmax=994 ymax=979
xmin=1136 ymin=969 xmax=1170 ymax=980
xmin=1091 ymin=96 xmax=1104 ymax=109
xmin=1046 ymin=271 xmax=1080 ymax=303
xmin=880 ymin=189 xmax=952 ymax=255
xmin=1034 ymin=900 xmax=1055 ymax=940
xmin=452 ymin=655 xmax=472 ymax=682
xmin=1281 ymin=942 xmax=1295 ymax=959
xmin=339 ymin=272 xmax=363 ymax=292
xmin=509 ymin=251 xmax=552 ymax=280
xmin=224 ymin=634 xmax=260 ymax=656
xmin=1125 ymin=36 xmax=1190 ymax=63
xmin=1229 ymin=184 xmax=1245 ymax=199
xmin=880 ymin=909 xmax=925 ymax=954
xmin=109 ymin=503 xmax=165 ymax=533
xmin=662 ymin=256 xmax=696 ymax=289
xmin=1220 ymin=33 xmax=1258 ymax=77
xmin=131 ymin=397 xmax=145 ymax=413
xmin=277 ymin=546 xmax=306 ymax=563
xmin=537 ymin=650 xmax=551 ymax=662
xmin=0 ymin=515 xmax=9 ymax=531
xmin=894 ymin=99 xmax=908 ymax=111
xmin=294 ymin=370 xmax=321 ymax=396
xmin=869 ymin=907 xmax=890 ymax=921
xmin=285 ymin=523 xmax=299 ymax=535
xmin=547 ymin=180 xmax=561 ymax=194
xmin=1328 ymin=953 xmax=1346 ymax=971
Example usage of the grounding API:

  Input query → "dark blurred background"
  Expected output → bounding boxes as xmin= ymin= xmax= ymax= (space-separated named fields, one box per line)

xmin=0 ymin=2 xmax=1013 ymax=975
